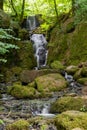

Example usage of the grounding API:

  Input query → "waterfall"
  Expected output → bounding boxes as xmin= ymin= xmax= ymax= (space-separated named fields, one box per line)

xmin=30 ymin=34 xmax=48 ymax=69
xmin=26 ymin=16 xmax=40 ymax=31
xmin=25 ymin=15 xmax=48 ymax=69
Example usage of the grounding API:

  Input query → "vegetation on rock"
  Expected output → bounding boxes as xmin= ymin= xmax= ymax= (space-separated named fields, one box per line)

xmin=6 ymin=119 xmax=29 ymax=130
xmin=54 ymin=111 xmax=87 ymax=130
xmin=50 ymin=96 xmax=86 ymax=113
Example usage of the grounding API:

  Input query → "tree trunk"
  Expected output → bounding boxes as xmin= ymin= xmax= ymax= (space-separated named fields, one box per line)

xmin=0 ymin=0 xmax=3 ymax=10
xmin=53 ymin=0 xmax=61 ymax=29
xmin=10 ymin=0 xmax=18 ymax=16
xmin=20 ymin=0 xmax=25 ymax=22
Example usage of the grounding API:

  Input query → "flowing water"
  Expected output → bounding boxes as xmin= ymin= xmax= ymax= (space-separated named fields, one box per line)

xmin=30 ymin=34 xmax=48 ymax=69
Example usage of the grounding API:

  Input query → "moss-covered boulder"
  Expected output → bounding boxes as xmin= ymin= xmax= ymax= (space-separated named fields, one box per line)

xmin=0 ymin=9 xmax=10 ymax=28
xmin=81 ymin=67 xmax=87 ymax=77
xmin=20 ymin=69 xmax=59 ymax=83
xmin=54 ymin=111 xmax=87 ymax=130
xmin=50 ymin=96 xmax=85 ymax=113
xmin=66 ymin=65 xmax=78 ymax=75
xmin=35 ymin=73 xmax=68 ymax=93
xmin=77 ymin=78 xmax=87 ymax=85
xmin=74 ymin=68 xmax=83 ymax=80
xmin=7 ymin=84 xmax=36 ymax=99
xmin=50 ymin=60 xmax=65 ymax=70
xmin=6 ymin=119 xmax=29 ymax=130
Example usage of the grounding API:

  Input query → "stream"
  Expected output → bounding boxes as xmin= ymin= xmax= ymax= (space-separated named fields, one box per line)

xmin=0 ymin=71 xmax=83 ymax=130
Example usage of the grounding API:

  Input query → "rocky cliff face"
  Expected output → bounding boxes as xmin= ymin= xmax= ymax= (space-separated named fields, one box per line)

xmin=48 ymin=18 xmax=87 ymax=66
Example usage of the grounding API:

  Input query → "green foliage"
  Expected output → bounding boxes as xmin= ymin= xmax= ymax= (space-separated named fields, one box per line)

xmin=0 ymin=28 xmax=20 ymax=63
xmin=0 ymin=119 xmax=4 ymax=125
xmin=74 ymin=0 xmax=87 ymax=24
xmin=4 ymin=0 xmax=72 ymax=30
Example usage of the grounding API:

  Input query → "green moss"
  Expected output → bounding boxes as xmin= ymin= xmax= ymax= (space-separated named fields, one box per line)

xmin=77 ymin=78 xmax=87 ymax=85
xmin=0 ymin=9 xmax=10 ymax=28
xmin=50 ymin=60 xmax=65 ymax=70
xmin=7 ymin=84 xmax=36 ymax=99
xmin=17 ymin=41 xmax=36 ymax=69
xmin=74 ymin=68 xmax=82 ymax=80
xmin=18 ymin=29 xmax=29 ymax=40
xmin=54 ymin=111 xmax=87 ymax=130
xmin=0 ymin=119 xmax=4 ymax=125
xmin=5 ymin=67 xmax=22 ymax=82
xmin=35 ymin=73 xmax=68 ymax=93
xmin=50 ymin=96 xmax=85 ymax=113
xmin=6 ymin=119 xmax=29 ymax=130
xmin=48 ymin=20 xmax=87 ymax=66
xmin=66 ymin=22 xmax=75 ymax=33
xmin=66 ymin=65 xmax=79 ymax=75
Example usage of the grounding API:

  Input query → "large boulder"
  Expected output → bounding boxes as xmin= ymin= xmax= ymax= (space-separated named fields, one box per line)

xmin=54 ymin=111 xmax=87 ymax=130
xmin=35 ymin=73 xmax=67 ymax=93
xmin=6 ymin=119 xmax=29 ymax=130
xmin=65 ymin=65 xmax=79 ymax=75
xmin=20 ymin=69 xmax=59 ymax=83
xmin=50 ymin=96 xmax=85 ymax=113
xmin=7 ymin=83 xmax=36 ymax=99
xmin=0 ymin=9 xmax=10 ymax=28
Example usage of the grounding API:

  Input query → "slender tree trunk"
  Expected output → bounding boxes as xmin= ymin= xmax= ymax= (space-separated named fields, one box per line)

xmin=0 ymin=0 xmax=3 ymax=10
xmin=10 ymin=0 xmax=18 ymax=16
xmin=20 ymin=0 xmax=25 ymax=21
xmin=53 ymin=0 xmax=61 ymax=29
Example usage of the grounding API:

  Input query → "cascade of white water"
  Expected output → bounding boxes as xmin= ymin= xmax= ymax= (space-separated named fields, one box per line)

xmin=30 ymin=34 xmax=48 ymax=69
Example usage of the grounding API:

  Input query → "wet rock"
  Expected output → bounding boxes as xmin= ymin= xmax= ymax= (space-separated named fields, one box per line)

xmin=54 ymin=111 xmax=87 ymax=130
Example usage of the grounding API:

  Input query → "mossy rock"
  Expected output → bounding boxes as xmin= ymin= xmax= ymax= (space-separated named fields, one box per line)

xmin=0 ymin=9 xmax=10 ymax=28
xmin=7 ymin=84 xmax=36 ymax=99
xmin=50 ymin=60 xmax=65 ymax=70
xmin=6 ymin=119 xmax=29 ymax=130
xmin=17 ymin=40 xmax=36 ymax=69
xmin=20 ymin=69 xmax=59 ymax=84
xmin=81 ymin=67 xmax=87 ymax=77
xmin=18 ymin=28 xmax=29 ymax=40
xmin=77 ymin=78 xmax=87 ymax=85
xmin=66 ymin=65 xmax=79 ymax=75
xmin=48 ymin=19 xmax=87 ymax=66
xmin=54 ymin=111 xmax=87 ymax=130
xmin=74 ymin=68 xmax=83 ymax=80
xmin=35 ymin=73 xmax=68 ymax=93
xmin=5 ymin=67 xmax=22 ymax=82
xmin=50 ymin=96 xmax=85 ymax=113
